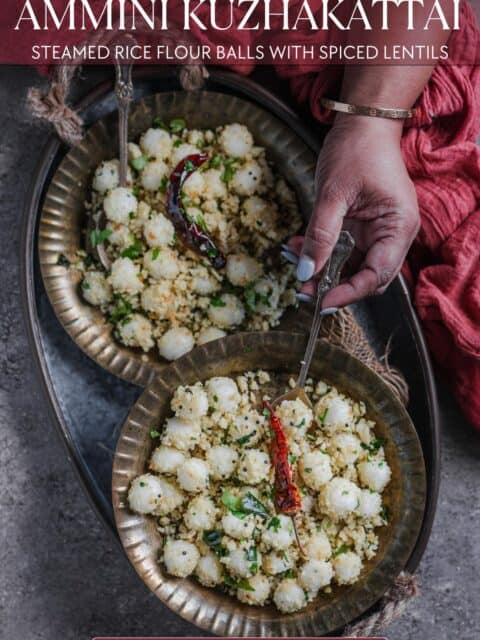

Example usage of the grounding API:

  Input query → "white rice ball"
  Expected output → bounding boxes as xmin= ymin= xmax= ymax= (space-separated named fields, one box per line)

xmin=177 ymin=457 xmax=210 ymax=493
xmin=237 ymin=449 xmax=271 ymax=485
xmin=226 ymin=254 xmax=262 ymax=288
xmin=319 ymin=477 xmax=361 ymax=520
xmin=333 ymin=551 xmax=362 ymax=585
xmin=143 ymin=247 xmax=179 ymax=280
xmin=154 ymin=477 xmax=184 ymax=515
xmin=109 ymin=257 xmax=144 ymax=295
xmin=202 ymin=169 xmax=227 ymax=200
xmin=261 ymin=515 xmax=295 ymax=550
xmin=184 ymin=495 xmax=217 ymax=530
xmin=196 ymin=327 xmax=227 ymax=345
xmin=357 ymin=489 xmax=382 ymax=519
xmin=103 ymin=187 xmax=137 ymax=225
xmin=231 ymin=161 xmax=263 ymax=197
xmin=262 ymin=551 xmax=294 ymax=575
xmin=82 ymin=271 xmax=112 ymax=306
xmin=299 ymin=560 xmax=333 ymax=594
xmin=164 ymin=539 xmax=199 ymax=578
xmin=158 ymin=327 xmax=195 ymax=361
xmin=195 ymin=552 xmax=223 ymax=587
xmin=207 ymin=294 xmax=245 ymax=329
xmin=228 ymin=411 xmax=264 ymax=447
xmin=127 ymin=474 xmax=163 ymax=515
xmin=329 ymin=432 xmax=362 ymax=466
xmin=162 ymin=416 xmax=201 ymax=451
xmin=206 ymin=445 xmax=239 ymax=480
xmin=321 ymin=396 xmax=353 ymax=429
xmin=141 ymin=282 xmax=175 ymax=317
xmin=219 ymin=123 xmax=254 ymax=159
xmin=171 ymin=384 xmax=209 ymax=419
xmin=191 ymin=270 xmax=221 ymax=295
xmin=357 ymin=460 xmax=392 ymax=493
xmin=275 ymin=398 xmax=313 ymax=440
xmin=140 ymin=128 xmax=172 ymax=160
xmin=141 ymin=160 xmax=169 ymax=191
xmin=205 ymin=377 xmax=241 ymax=414
xmin=221 ymin=512 xmax=255 ymax=540
xmin=117 ymin=313 xmax=154 ymax=352
xmin=226 ymin=547 xmax=260 ymax=578
xmin=273 ymin=579 xmax=306 ymax=613
xmin=304 ymin=530 xmax=332 ymax=561
xmin=237 ymin=573 xmax=271 ymax=606
xmin=150 ymin=446 xmax=186 ymax=475
xmin=171 ymin=143 xmax=198 ymax=166
xmin=299 ymin=450 xmax=333 ymax=490
xmin=93 ymin=159 xmax=120 ymax=193
xmin=241 ymin=196 xmax=277 ymax=235
xmin=183 ymin=171 xmax=205 ymax=199
xmin=105 ymin=222 xmax=132 ymax=248
xmin=143 ymin=213 xmax=175 ymax=248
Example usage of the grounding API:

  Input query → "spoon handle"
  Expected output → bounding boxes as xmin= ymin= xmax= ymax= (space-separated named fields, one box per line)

xmin=114 ymin=60 xmax=134 ymax=186
xmin=297 ymin=230 xmax=355 ymax=388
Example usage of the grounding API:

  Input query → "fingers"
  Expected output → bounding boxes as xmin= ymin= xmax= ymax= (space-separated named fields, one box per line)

xmin=320 ymin=234 xmax=410 ymax=308
xmin=296 ymin=191 xmax=347 ymax=282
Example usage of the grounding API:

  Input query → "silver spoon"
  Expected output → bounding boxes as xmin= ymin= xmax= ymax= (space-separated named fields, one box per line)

xmin=87 ymin=42 xmax=134 ymax=270
xmin=272 ymin=230 xmax=355 ymax=409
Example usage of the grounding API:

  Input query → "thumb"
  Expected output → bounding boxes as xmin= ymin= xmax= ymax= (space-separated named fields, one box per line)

xmin=296 ymin=190 xmax=347 ymax=282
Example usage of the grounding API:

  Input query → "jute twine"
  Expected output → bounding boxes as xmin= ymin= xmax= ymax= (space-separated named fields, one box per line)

xmin=27 ymin=45 xmax=417 ymax=635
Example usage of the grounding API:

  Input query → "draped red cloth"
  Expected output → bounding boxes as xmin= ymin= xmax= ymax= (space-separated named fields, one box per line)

xmin=24 ymin=0 xmax=480 ymax=427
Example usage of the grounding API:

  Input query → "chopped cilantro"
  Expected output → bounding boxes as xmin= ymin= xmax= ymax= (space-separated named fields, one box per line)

xmin=221 ymin=164 xmax=236 ymax=183
xmin=288 ymin=454 xmax=297 ymax=465
xmin=333 ymin=544 xmax=350 ymax=557
xmin=184 ymin=159 xmax=195 ymax=172
xmin=210 ymin=155 xmax=222 ymax=169
xmin=151 ymin=247 xmax=161 ymax=260
xmin=131 ymin=155 xmax=148 ymax=171
xmin=121 ymin=239 xmax=143 ymax=260
xmin=169 ymin=118 xmax=186 ymax=134
xmin=173 ymin=138 xmax=182 ymax=148
xmin=361 ymin=438 xmax=386 ymax=454
xmin=267 ymin=516 xmax=281 ymax=532
xmin=319 ymin=407 xmax=329 ymax=424
xmin=380 ymin=506 xmax=390 ymax=522
xmin=159 ymin=175 xmax=169 ymax=193
xmin=149 ymin=429 xmax=161 ymax=439
xmin=196 ymin=214 xmax=208 ymax=233
xmin=210 ymin=295 xmax=226 ymax=308
xmin=109 ymin=294 xmax=133 ymax=324
xmin=245 ymin=546 xmax=257 ymax=562
xmin=89 ymin=228 xmax=112 ymax=246
xmin=203 ymin=529 xmax=228 ymax=557
xmin=236 ymin=432 xmax=255 ymax=446
xmin=81 ymin=280 xmax=90 ymax=290
xmin=152 ymin=117 xmax=167 ymax=130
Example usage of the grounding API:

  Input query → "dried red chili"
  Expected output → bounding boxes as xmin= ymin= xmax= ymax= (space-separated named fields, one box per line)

xmin=166 ymin=154 xmax=226 ymax=269
xmin=264 ymin=401 xmax=302 ymax=516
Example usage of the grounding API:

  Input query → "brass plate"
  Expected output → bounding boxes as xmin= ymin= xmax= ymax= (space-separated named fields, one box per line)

xmin=38 ymin=91 xmax=316 ymax=387
xmin=112 ymin=332 xmax=426 ymax=637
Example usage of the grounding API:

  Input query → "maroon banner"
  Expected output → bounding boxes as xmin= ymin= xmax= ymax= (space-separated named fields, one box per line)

xmin=0 ymin=0 xmax=478 ymax=66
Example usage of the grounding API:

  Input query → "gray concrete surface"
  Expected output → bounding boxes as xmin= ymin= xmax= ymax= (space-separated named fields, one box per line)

xmin=1 ymin=66 xmax=479 ymax=640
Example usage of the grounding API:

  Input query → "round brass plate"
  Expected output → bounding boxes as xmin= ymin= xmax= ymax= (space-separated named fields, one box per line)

xmin=38 ymin=91 xmax=316 ymax=387
xmin=112 ymin=332 xmax=426 ymax=637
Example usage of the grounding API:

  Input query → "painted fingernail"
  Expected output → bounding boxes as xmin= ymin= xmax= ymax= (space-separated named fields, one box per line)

xmin=296 ymin=255 xmax=315 ymax=282
xmin=281 ymin=250 xmax=299 ymax=265
xmin=320 ymin=306 xmax=338 ymax=316
xmin=296 ymin=292 xmax=314 ymax=304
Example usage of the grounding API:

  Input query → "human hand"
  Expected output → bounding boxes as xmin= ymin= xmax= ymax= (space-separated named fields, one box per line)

xmin=285 ymin=114 xmax=420 ymax=309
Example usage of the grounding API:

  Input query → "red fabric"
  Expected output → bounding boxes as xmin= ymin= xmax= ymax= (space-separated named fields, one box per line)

xmin=284 ymin=2 xmax=480 ymax=429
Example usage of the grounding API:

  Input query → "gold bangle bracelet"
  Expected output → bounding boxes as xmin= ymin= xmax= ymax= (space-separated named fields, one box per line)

xmin=320 ymin=97 xmax=416 ymax=120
